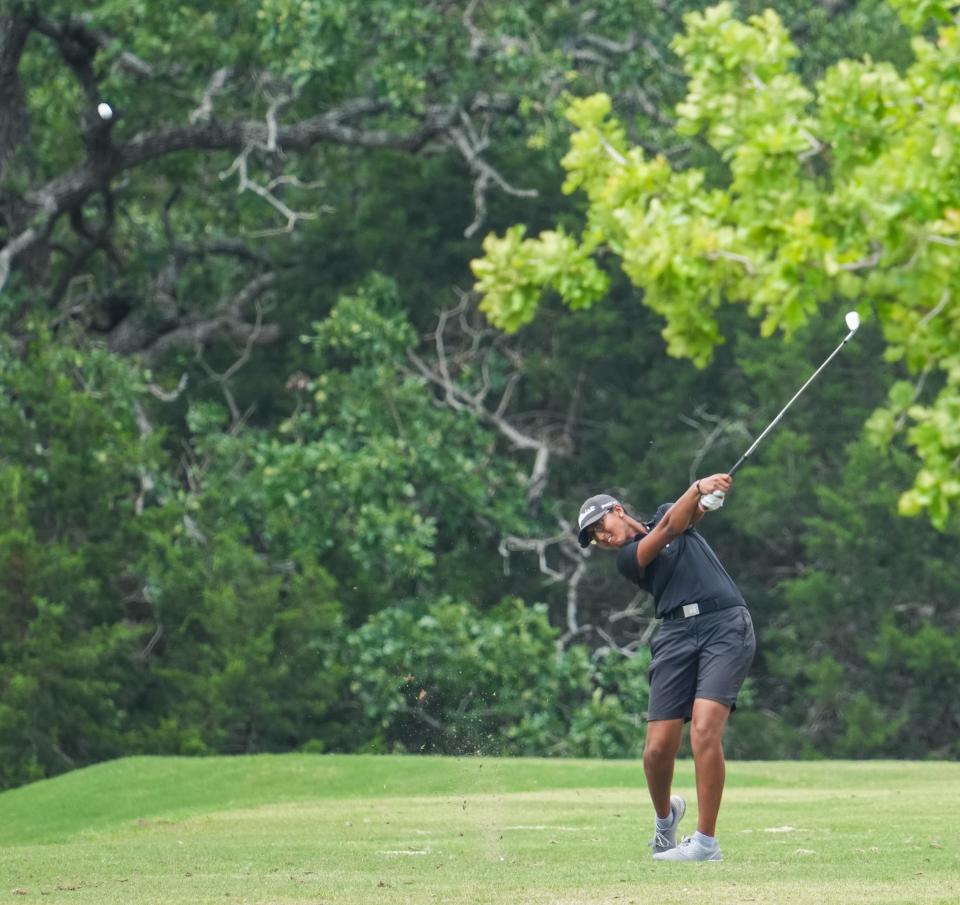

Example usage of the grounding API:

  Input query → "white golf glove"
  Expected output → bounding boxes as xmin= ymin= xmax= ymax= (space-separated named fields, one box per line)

xmin=699 ymin=490 xmax=726 ymax=511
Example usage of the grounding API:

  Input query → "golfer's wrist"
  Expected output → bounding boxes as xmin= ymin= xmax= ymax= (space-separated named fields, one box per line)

xmin=696 ymin=480 xmax=704 ymax=496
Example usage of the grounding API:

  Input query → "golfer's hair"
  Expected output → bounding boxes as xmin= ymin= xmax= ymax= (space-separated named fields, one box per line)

xmin=620 ymin=500 xmax=662 ymax=525
xmin=619 ymin=501 xmax=645 ymax=522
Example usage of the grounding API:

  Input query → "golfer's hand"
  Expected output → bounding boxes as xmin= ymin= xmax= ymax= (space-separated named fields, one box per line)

xmin=697 ymin=473 xmax=732 ymax=495
xmin=699 ymin=491 xmax=725 ymax=511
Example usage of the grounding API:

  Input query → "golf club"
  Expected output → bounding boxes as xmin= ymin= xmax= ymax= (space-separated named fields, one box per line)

xmin=701 ymin=311 xmax=861 ymax=509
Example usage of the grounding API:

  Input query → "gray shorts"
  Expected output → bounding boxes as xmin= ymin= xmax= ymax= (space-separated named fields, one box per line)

xmin=647 ymin=606 xmax=756 ymax=721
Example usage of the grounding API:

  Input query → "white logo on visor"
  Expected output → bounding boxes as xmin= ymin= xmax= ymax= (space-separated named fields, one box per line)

xmin=578 ymin=505 xmax=598 ymax=528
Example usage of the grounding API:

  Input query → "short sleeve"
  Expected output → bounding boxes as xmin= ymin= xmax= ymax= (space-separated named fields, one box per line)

xmin=616 ymin=541 xmax=645 ymax=585
xmin=653 ymin=502 xmax=672 ymax=524
xmin=648 ymin=501 xmax=693 ymax=536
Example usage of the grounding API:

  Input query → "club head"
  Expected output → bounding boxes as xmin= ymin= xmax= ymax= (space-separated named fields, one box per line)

xmin=844 ymin=311 xmax=860 ymax=333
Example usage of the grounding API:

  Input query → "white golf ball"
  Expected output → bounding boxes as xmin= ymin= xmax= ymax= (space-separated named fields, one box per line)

xmin=97 ymin=102 xmax=113 ymax=121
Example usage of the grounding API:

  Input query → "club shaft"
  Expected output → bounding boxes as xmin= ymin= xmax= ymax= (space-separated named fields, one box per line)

xmin=729 ymin=328 xmax=857 ymax=475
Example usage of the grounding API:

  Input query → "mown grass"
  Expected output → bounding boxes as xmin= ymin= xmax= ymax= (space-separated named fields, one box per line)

xmin=1 ymin=755 xmax=958 ymax=904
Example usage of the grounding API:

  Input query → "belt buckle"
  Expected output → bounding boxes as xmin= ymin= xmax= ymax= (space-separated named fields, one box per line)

xmin=682 ymin=603 xmax=700 ymax=618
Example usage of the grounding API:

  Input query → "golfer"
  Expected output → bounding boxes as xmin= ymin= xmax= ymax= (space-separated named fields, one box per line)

xmin=577 ymin=473 xmax=755 ymax=862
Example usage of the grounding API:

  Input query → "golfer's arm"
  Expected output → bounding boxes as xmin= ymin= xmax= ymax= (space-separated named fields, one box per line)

xmin=634 ymin=483 xmax=701 ymax=567
xmin=687 ymin=478 xmax=715 ymax=526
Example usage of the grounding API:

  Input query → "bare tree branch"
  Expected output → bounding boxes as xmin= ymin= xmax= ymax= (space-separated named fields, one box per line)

xmin=678 ymin=405 xmax=753 ymax=480
xmin=1 ymin=97 xmax=463 ymax=294
xmin=498 ymin=517 xmax=657 ymax=657
xmin=407 ymin=294 xmax=569 ymax=505
xmin=138 ymin=273 xmax=280 ymax=364
xmin=190 ymin=66 xmax=233 ymax=124
xmin=919 ymin=289 xmax=950 ymax=327
xmin=448 ymin=110 xmax=537 ymax=238
xmin=498 ymin=532 xmax=570 ymax=581
xmin=148 ymin=373 xmax=189 ymax=402
xmin=461 ymin=0 xmax=529 ymax=61
xmin=194 ymin=300 xmax=266 ymax=426
xmin=705 ymin=249 xmax=757 ymax=276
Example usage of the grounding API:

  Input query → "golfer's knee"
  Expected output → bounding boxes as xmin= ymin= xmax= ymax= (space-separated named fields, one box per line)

xmin=690 ymin=717 xmax=725 ymax=754
xmin=643 ymin=738 xmax=676 ymax=770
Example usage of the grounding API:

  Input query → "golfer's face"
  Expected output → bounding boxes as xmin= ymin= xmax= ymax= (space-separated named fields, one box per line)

xmin=592 ymin=508 xmax=632 ymax=548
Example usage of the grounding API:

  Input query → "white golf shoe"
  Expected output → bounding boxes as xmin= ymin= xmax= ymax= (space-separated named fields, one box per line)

xmin=650 ymin=795 xmax=686 ymax=855
xmin=653 ymin=834 xmax=723 ymax=862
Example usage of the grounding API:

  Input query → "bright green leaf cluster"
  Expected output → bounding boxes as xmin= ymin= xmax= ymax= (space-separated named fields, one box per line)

xmin=888 ymin=0 xmax=959 ymax=30
xmin=473 ymin=1 xmax=960 ymax=526
xmin=472 ymin=225 xmax=609 ymax=333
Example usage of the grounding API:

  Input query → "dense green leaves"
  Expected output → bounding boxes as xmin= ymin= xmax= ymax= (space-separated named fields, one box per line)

xmin=0 ymin=332 xmax=153 ymax=786
xmin=473 ymin=0 xmax=960 ymax=527
xmin=345 ymin=597 xmax=650 ymax=758
xmin=3 ymin=1 xmax=960 ymax=792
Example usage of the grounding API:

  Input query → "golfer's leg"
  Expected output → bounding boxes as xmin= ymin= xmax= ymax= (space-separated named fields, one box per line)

xmin=643 ymin=718 xmax=683 ymax=818
xmin=689 ymin=697 xmax=731 ymax=836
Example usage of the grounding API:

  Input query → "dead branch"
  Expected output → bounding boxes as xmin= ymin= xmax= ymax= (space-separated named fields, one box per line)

xmin=498 ymin=518 xmax=656 ymax=657
xmin=133 ymin=401 xmax=155 ymax=515
xmin=462 ymin=0 xmax=530 ymax=61
xmin=190 ymin=66 xmax=233 ymax=124
xmin=148 ymin=373 xmax=189 ymax=402
xmin=194 ymin=300 xmax=266 ymax=425
xmin=893 ymin=365 xmax=932 ymax=432
xmin=448 ymin=110 xmax=537 ymax=238
xmin=1 ymin=96 xmax=462 ymax=295
xmin=135 ymin=272 xmax=280 ymax=363
xmin=678 ymin=405 xmax=753 ymax=481
xmin=407 ymin=293 xmax=567 ymax=506
xmin=103 ymin=190 xmax=282 ymax=358
xmin=706 ymin=249 xmax=757 ymax=276
xmin=498 ymin=532 xmax=570 ymax=581
xmin=919 ymin=289 xmax=950 ymax=328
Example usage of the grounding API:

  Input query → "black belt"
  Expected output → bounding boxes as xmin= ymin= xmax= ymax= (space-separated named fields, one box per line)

xmin=661 ymin=600 xmax=742 ymax=621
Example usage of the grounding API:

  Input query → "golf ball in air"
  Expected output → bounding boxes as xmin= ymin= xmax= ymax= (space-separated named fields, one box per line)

xmin=97 ymin=102 xmax=113 ymax=121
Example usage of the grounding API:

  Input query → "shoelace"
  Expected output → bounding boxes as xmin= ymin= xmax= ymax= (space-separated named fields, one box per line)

xmin=651 ymin=829 xmax=672 ymax=850
xmin=651 ymin=820 xmax=680 ymax=851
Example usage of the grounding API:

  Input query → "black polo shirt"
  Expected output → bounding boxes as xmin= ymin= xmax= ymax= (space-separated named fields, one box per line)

xmin=615 ymin=503 xmax=746 ymax=619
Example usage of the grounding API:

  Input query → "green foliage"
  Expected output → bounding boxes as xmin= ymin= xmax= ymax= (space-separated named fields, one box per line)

xmin=474 ymin=225 xmax=610 ymax=332
xmin=0 ymin=331 xmax=155 ymax=787
xmin=889 ymin=0 xmax=959 ymax=30
xmin=344 ymin=596 xmax=649 ymax=758
xmin=248 ymin=276 xmax=527 ymax=606
xmin=130 ymin=526 xmax=346 ymax=756
xmin=869 ymin=619 xmax=960 ymax=756
xmin=770 ymin=439 xmax=960 ymax=757
xmin=256 ymin=0 xmax=654 ymax=111
xmin=4 ymin=0 xmax=958 ymax=789
xmin=472 ymin=1 xmax=960 ymax=526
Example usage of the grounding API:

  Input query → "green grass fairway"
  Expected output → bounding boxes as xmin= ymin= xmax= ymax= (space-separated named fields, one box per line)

xmin=2 ymin=756 xmax=958 ymax=904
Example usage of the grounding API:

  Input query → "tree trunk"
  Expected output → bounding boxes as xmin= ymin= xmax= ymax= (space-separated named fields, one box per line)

xmin=0 ymin=15 xmax=30 ymax=181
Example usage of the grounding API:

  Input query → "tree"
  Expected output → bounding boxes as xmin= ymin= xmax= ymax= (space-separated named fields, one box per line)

xmin=344 ymin=596 xmax=652 ymax=758
xmin=771 ymin=439 xmax=960 ymax=757
xmin=0 ymin=0 xmax=703 ymax=359
xmin=0 ymin=330 xmax=156 ymax=786
xmin=4 ymin=1 xmax=954 ymax=786
xmin=473 ymin=0 xmax=960 ymax=527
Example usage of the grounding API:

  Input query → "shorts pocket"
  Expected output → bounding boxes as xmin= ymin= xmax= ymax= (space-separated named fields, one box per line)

xmin=650 ymin=628 xmax=663 ymax=657
xmin=740 ymin=608 xmax=756 ymax=651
